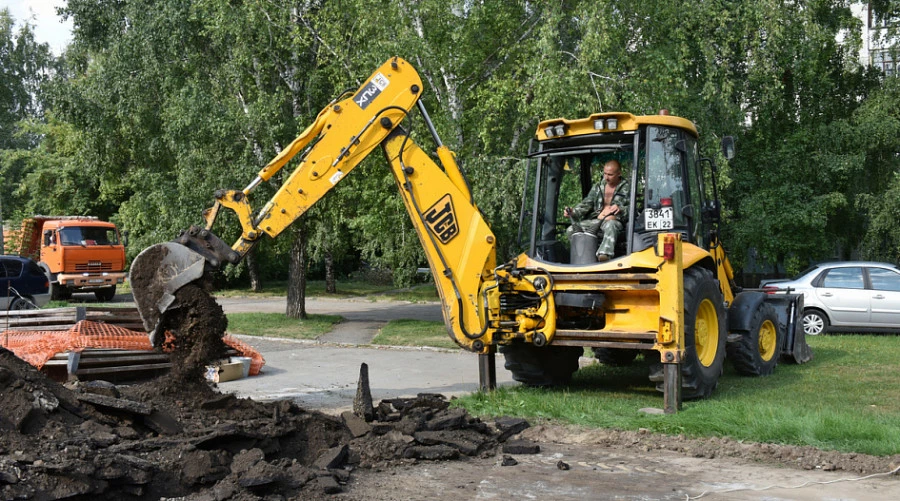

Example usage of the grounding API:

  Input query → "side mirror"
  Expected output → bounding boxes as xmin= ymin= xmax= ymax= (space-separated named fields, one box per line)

xmin=702 ymin=200 xmax=721 ymax=223
xmin=123 ymin=230 xmax=130 ymax=247
xmin=721 ymin=136 xmax=736 ymax=160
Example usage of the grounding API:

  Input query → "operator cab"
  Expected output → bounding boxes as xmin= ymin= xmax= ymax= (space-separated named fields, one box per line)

xmin=519 ymin=112 xmax=721 ymax=264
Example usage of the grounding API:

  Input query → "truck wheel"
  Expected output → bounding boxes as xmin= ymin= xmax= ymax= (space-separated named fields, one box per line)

xmin=500 ymin=342 xmax=583 ymax=387
xmin=651 ymin=267 xmax=726 ymax=400
xmin=594 ymin=348 xmax=639 ymax=366
xmin=94 ymin=286 xmax=117 ymax=302
xmin=50 ymin=282 xmax=71 ymax=301
xmin=727 ymin=303 xmax=783 ymax=376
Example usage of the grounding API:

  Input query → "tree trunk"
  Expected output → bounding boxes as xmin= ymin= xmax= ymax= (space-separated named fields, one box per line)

xmin=247 ymin=246 xmax=262 ymax=292
xmin=325 ymin=250 xmax=336 ymax=293
xmin=286 ymin=220 xmax=307 ymax=319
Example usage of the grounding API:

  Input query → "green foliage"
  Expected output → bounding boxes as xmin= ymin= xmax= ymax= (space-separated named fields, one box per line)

xmin=2 ymin=0 xmax=898 ymax=286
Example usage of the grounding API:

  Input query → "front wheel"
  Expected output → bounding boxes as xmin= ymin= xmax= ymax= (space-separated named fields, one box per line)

xmin=94 ymin=286 xmax=117 ymax=302
xmin=727 ymin=303 xmax=783 ymax=376
xmin=802 ymin=309 xmax=828 ymax=336
xmin=50 ymin=281 xmax=71 ymax=301
xmin=500 ymin=342 xmax=583 ymax=387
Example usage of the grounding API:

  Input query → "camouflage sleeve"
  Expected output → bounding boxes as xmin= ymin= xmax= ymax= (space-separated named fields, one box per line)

xmin=571 ymin=184 xmax=601 ymax=221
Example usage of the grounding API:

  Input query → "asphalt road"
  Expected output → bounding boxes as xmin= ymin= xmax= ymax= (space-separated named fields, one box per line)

xmin=212 ymin=296 xmax=514 ymax=412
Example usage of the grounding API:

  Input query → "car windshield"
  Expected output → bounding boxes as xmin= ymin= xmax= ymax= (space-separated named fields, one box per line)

xmin=58 ymin=227 xmax=119 ymax=246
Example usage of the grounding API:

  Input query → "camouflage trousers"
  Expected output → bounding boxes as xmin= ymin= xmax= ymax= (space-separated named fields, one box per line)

xmin=566 ymin=218 xmax=623 ymax=258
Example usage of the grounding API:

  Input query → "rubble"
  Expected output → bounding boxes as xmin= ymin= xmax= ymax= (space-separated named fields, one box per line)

xmin=0 ymin=349 xmax=534 ymax=499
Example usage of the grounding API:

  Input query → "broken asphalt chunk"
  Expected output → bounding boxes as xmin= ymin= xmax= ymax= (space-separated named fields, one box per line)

xmin=502 ymin=439 xmax=541 ymax=455
xmin=494 ymin=416 xmax=530 ymax=442
xmin=426 ymin=408 xmax=467 ymax=431
xmin=341 ymin=411 xmax=372 ymax=438
xmin=413 ymin=429 xmax=490 ymax=456
xmin=76 ymin=392 xmax=151 ymax=416
xmin=314 ymin=444 xmax=349 ymax=470
xmin=142 ymin=408 xmax=183 ymax=435
xmin=402 ymin=444 xmax=460 ymax=460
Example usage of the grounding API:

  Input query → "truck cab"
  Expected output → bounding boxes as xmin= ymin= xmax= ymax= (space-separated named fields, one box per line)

xmin=8 ymin=217 xmax=127 ymax=302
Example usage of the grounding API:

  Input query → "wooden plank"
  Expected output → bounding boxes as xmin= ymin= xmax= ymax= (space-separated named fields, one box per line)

xmin=76 ymin=354 xmax=170 ymax=365
xmin=75 ymin=363 xmax=171 ymax=376
xmin=0 ymin=306 xmax=146 ymax=333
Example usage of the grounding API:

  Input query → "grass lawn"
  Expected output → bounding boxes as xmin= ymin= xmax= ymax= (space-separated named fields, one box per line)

xmin=226 ymin=312 xmax=342 ymax=340
xmin=370 ymin=319 xmax=457 ymax=350
xmin=455 ymin=334 xmax=900 ymax=457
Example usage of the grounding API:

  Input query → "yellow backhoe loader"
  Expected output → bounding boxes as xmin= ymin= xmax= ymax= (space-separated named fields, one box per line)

xmin=131 ymin=57 xmax=811 ymax=413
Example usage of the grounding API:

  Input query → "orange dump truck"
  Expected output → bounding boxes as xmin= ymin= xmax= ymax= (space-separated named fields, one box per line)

xmin=4 ymin=216 xmax=126 ymax=301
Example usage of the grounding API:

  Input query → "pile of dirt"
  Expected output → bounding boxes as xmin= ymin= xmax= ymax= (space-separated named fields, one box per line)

xmin=0 ymin=348 xmax=533 ymax=500
xmin=158 ymin=283 xmax=229 ymax=384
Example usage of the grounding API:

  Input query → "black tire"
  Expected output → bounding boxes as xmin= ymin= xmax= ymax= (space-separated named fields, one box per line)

xmin=500 ymin=342 xmax=583 ymax=387
xmin=802 ymin=309 xmax=828 ymax=336
xmin=9 ymin=297 xmax=37 ymax=310
xmin=594 ymin=348 xmax=639 ymax=366
xmin=94 ymin=286 xmax=117 ymax=302
xmin=650 ymin=267 xmax=726 ymax=400
xmin=50 ymin=281 xmax=71 ymax=301
xmin=727 ymin=303 xmax=783 ymax=376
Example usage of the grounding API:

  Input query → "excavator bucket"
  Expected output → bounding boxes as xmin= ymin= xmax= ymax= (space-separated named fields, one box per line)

xmin=130 ymin=226 xmax=240 ymax=346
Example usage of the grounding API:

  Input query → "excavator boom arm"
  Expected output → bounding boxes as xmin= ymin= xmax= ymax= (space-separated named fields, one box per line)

xmin=131 ymin=57 xmax=554 ymax=351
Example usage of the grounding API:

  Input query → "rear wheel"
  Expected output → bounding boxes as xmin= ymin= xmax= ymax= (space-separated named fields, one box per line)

xmin=802 ymin=309 xmax=828 ymax=336
xmin=500 ymin=342 xmax=583 ymax=387
xmin=651 ymin=267 xmax=726 ymax=399
xmin=727 ymin=303 xmax=783 ymax=376
xmin=94 ymin=286 xmax=117 ymax=302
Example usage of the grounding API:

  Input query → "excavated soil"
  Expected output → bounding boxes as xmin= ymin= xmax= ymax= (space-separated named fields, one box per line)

xmin=158 ymin=283 xmax=229 ymax=384
xmin=0 ymin=346 xmax=537 ymax=500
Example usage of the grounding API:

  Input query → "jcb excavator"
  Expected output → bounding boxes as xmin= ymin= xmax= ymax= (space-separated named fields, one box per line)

xmin=131 ymin=56 xmax=811 ymax=413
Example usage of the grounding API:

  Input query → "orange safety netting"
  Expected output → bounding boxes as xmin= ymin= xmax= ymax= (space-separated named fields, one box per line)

xmin=1 ymin=320 xmax=265 ymax=376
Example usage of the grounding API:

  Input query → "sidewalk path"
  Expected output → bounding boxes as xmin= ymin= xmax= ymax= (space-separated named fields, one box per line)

xmin=216 ymin=296 xmax=444 ymax=344
xmin=212 ymin=296 xmax=512 ymax=411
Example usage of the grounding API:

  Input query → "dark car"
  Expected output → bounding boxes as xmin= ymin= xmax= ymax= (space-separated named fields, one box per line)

xmin=0 ymin=255 xmax=50 ymax=310
xmin=761 ymin=261 xmax=900 ymax=335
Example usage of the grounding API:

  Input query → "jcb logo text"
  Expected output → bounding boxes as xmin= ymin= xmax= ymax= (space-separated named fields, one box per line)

xmin=424 ymin=195 xmax=459 ymax=244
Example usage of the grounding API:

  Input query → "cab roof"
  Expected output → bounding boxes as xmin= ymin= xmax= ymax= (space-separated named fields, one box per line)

xmin=535 ymin=112 xmax=698 ymax=141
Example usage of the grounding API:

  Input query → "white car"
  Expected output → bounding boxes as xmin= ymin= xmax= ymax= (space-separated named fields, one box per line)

xmin=760 ymin=261 xmax=900 ymax=335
